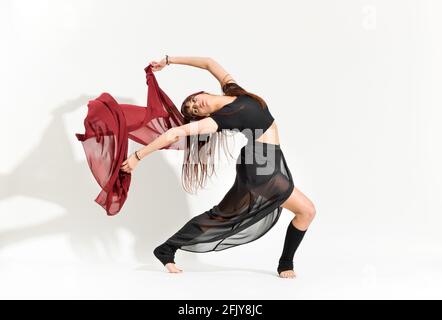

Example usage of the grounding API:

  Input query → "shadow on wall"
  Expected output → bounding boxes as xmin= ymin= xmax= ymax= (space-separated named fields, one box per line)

xmin=0 ymin=95 xmax=280 ymax=276
xmin=0 ymin=95 xmax=199 ymax=266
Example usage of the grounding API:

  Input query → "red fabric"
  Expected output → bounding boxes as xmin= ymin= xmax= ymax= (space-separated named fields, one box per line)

xmin=75 ymin=65 xmax=185 ymax=216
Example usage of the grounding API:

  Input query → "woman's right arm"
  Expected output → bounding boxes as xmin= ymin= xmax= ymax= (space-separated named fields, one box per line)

xmin=135 ymin=118 xmax=218 ymax=160
xmin=171 ymin=56 xmax=237 ymax=87
xmin=167 ymin=56 xmax=212 ymax=70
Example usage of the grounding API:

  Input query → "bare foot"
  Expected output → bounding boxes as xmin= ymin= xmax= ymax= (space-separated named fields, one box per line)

xmin=165 ymin=263 xmax=183 ymax=273
xmin=278 ymin=270 xmax=296 ymax=279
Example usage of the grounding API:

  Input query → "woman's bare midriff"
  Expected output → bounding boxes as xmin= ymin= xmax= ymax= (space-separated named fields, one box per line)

xmin=255 ymin=121 xmax=280 ymax=145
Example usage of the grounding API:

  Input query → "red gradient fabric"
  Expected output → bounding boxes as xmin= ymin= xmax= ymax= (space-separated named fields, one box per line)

xmin=75 ymin=65 xmax=185 ymax=215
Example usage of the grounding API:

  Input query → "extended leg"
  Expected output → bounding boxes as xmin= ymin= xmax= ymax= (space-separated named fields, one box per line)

xmin=153 ymin=242 xmax=182 ymax=273
xmin=153 ymin=207 xmax=219 ymax=273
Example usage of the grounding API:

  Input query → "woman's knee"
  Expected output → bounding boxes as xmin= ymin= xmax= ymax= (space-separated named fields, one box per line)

xmin=300 ymin=204 xmax=316 ymax=223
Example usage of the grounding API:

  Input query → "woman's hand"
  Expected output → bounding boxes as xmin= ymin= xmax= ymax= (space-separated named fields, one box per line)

xmin=149 ymin=58 xmax=167 ymax=72
xmin=120 ymin=153 xmax=140 ymax=173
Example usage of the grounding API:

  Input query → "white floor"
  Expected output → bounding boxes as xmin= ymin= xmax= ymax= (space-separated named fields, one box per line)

xmin=1 ymin=223 xmax=441 ymax=299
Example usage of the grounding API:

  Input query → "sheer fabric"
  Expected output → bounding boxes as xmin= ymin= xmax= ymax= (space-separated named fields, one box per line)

xmin=75 ymin=65 xmax=185 ymax=215
xmin=160 ymin=83 xmax=295 ymax=253
xmin=163 ymin=140 xmax=295 ymax=252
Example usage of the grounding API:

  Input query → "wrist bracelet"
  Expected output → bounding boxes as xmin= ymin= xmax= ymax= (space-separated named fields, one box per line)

xmin=135 ymin=150 xmax=141 ymax=161
xmin=165 ymin=54 xmax=169 ymax=65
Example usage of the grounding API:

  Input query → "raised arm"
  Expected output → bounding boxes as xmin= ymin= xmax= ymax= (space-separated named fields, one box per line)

xmin=155 ymin=56 xmax=237 ymax=88
xmin=165 ymin=56 xmax=212 ymax=70
xmin=206 ymin=58 xmax=237 ymax=88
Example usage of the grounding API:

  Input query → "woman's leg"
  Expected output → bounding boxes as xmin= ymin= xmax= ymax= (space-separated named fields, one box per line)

xmin=279 ymin=186 xmax=316 ymax=278
xmin=153 ymin=242 xmax=182 ymax=273
xmin=153 ymin=208 xmax=217 ymax=273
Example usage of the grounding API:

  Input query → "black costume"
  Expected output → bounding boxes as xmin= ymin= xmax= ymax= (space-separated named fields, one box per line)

xmin=155 ymin=83 xmax=298 ymax=271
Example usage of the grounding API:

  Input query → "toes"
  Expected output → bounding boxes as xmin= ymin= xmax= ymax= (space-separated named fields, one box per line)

xmin=168 ymin=268 xmax=180 ymax=273
xmin=279 ymin=270 xmax=296 ymax=278
xmin=165 ymin=263 xmax=183 ymax=273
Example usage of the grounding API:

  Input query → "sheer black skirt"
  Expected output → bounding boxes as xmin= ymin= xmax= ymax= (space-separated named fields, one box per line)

xmin=164 ymin=140 xmax=295 ymax=253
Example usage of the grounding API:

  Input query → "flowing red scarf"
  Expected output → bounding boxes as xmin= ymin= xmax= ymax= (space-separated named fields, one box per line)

xmin=75 ymin=64 xmax=185 ymax=216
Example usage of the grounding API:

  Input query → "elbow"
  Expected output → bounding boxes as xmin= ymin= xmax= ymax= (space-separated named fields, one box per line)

xmin=165 ymin=128 xmax=178 ymax=144
xmin=165 ymin=128 xmax=183 ymax=144
xmin=205 ymin=57 xmax=215 ymax=69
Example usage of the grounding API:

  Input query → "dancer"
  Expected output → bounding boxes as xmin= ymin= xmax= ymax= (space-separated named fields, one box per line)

xmin=120 ymin=56 xmax=316 ymax=278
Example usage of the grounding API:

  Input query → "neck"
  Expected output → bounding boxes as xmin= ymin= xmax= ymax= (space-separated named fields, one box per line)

xmin=208 ymin=95 xmax=237 ymax=113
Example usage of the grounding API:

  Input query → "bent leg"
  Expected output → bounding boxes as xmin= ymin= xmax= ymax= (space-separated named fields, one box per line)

xmin=278 ymin=186 xmax=316 ymax=278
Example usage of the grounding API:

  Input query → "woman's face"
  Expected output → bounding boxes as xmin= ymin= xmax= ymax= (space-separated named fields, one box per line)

xmin=187 ymin=92 xmax=211 ymax=117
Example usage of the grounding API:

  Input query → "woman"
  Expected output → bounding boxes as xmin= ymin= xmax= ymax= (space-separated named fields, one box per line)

xmin=120 ymin=56 xmax=316 ymax=278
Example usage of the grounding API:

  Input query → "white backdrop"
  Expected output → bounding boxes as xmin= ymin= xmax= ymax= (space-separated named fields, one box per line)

xmin=1 ymin=0 xmax=441 ymax=299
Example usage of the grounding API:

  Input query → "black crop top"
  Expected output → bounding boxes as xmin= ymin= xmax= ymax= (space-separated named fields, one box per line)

xmin=209 ymin=83 xmax=275 ymax=141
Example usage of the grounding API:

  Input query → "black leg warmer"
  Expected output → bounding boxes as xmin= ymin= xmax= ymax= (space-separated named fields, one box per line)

xmin=277 ymin=221 xmax=307 ymax=274
xmin=153 ymin=242 xmax=178 ymax=266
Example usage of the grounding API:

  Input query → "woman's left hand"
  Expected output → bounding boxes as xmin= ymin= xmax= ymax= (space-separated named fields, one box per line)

xmin=120 ymin=153 xmax=140 ymax=173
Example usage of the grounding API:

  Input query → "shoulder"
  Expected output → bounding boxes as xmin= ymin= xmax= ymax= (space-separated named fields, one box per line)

xmin=222 ymin=82 xmax=245 ymax=95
